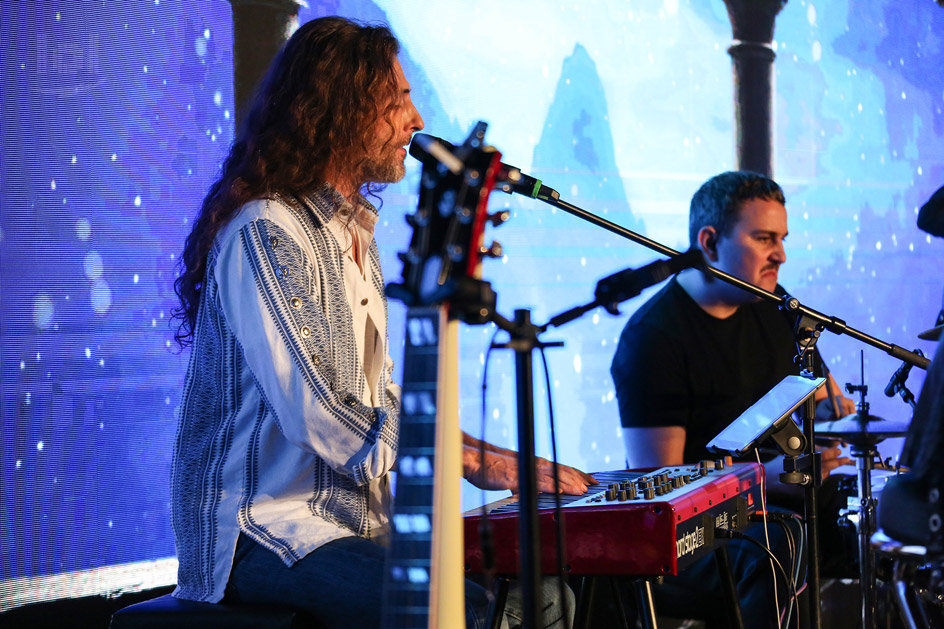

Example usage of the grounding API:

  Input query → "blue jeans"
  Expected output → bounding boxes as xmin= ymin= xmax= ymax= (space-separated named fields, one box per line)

xmin=224 ymin=534 xmax=573 ymax=629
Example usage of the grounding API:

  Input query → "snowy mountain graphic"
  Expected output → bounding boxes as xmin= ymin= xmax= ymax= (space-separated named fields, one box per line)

xmin=532 ymin=43 xmax=644 ymax=234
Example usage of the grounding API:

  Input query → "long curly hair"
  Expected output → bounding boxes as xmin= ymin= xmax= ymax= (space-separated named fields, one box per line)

xmin=173 ymin=17 xmax=400 ymax=347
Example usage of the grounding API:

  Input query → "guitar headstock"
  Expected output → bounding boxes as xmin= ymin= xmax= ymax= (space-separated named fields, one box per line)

xmin=386 ymin=123 xmax=505 ymax=321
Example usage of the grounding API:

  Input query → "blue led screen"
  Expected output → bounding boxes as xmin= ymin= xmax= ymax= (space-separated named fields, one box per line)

xmin=1 ymin=0 xmax=942 ymax=605
xmin=1 ymin=0 xmax=233 ymax=592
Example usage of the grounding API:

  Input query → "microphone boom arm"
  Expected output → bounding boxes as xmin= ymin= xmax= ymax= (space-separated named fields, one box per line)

xmin=534 ymin=194 xmax=931 ymax=371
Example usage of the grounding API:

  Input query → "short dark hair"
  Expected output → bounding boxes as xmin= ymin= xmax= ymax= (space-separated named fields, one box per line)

xmin=688 ymin=171 xmax=785 ymax=247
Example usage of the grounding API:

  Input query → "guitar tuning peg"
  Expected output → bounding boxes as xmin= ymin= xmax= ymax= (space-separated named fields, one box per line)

xmin=408 ymin=209 xmax=430 ymax=227
xmin=488 ymin=210 xmax=510 ymax=227
xmin=480 ymin=241 xmax=503 ymax=259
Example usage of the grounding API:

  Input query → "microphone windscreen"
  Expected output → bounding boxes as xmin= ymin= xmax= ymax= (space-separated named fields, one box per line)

xmin=408 ymin=134 xmax=451 ymax=163
xmin=408 ymin=134 xmax=462 ymax=174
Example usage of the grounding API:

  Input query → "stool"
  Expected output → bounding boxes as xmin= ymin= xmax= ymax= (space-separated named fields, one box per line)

xmin=110 ymin=594 xmax=321 ymax=629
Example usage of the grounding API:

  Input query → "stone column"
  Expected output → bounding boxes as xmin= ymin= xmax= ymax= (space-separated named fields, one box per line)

xmin=723 ymin=0 xmax=786 ymax=177
xmin=228 ymin=0 xmax=305 ymax=127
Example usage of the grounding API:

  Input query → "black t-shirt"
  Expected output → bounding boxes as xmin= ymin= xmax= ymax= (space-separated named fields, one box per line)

xmin=610 ymin=277 xmax=803 ymax=463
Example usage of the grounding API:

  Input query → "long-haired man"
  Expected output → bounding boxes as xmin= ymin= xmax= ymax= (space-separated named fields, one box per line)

xmin=171 ymin=16 xmax=590 ymax=627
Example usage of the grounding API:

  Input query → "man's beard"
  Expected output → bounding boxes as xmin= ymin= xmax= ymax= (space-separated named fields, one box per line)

xmin=361 ymin=142 xmax=405 ymax=185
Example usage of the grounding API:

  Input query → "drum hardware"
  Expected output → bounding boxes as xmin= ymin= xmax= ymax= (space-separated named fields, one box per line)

xmin=818 ymin=366 xmax=913 ymax=628
xmin=872 ymin=532 xmax=944 ymax=628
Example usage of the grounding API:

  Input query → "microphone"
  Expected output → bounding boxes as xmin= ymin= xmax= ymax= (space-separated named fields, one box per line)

xmin=544 ymin=249 xmax=705 ymax=330
xmin=408 ymin=133 xmax=560 ymax=200
xmin=884 ymin=359 xmax=914 ymax=397
xmin=595 ymin=248 xmax=706 ymax=315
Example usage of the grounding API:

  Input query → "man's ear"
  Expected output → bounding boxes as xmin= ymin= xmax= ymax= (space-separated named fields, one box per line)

xmin=697 ymin=226 xmax=720 ymax=261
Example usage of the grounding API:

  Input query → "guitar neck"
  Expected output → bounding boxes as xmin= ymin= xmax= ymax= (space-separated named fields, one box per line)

xmin=383 ymin=123 xmax=504 ymax=628
xmin=382 ymin=306 xmax=464 ymax=629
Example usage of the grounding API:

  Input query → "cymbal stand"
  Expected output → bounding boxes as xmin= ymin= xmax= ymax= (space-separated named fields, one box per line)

xmin=845 ymin=376 xmax=880 ymax=629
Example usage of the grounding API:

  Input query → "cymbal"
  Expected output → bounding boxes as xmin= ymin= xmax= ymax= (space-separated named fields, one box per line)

xmin=817 ymin=413 xmax=910 ymax=439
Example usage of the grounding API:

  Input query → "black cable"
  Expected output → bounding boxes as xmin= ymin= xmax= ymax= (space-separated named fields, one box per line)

xmin=750 ymin=511 xmax=809 ymax=627
xmin=716 ymin=528 xmax=800 ymax=629
xmin=773 ymin=519 xmax=795 ymax=580
xmin=477 ymin=325 xmax=502 ymax=592
xmin=819 ymin=360 xmax=842 ymax=421
xmin=750 ymin=506 xmax=805 ymax=625
xmin=773 ymin=512 xmax=808 ymax=614
xmin=764 ymin=510 xmax=809 ymax=588
xmin=773 ymin=518 xmax=798 ymax=625
xmin=538 ymin=345 xmax=572 ymax=629
xmin=756 ymin=514 xmax=799 ymax=586
xmin=786 ymin=513 xmax=808 ymax=597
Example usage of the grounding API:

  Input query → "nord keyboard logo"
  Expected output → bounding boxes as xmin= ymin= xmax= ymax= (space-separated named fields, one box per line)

xmin=676 ymin=525 xmax=706 ymax=558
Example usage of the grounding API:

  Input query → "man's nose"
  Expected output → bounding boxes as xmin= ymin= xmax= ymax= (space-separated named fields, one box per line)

xmin=771 ymin=239 xmax=786 ymax=264
xmin=408 ymin=104 xmax=424 ymax=133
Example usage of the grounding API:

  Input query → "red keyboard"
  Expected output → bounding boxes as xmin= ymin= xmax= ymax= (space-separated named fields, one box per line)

xmin=464 ymin=462 xmax=763 ymax=576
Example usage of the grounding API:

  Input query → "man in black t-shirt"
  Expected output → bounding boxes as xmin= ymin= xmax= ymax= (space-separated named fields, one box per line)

xmin=611 ymin=170 xmax=854 ymax=474
xmin=609 ymin=171 xmax=856 ymax=627
xmin=613 ymin=277 xmax=799 ymax=464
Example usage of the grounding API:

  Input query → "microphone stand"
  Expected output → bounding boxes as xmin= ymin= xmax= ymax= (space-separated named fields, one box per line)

xmin=897 ymin=384 xmax=919 ymax=410
xmin=469 ymin=254 xmax=704 ymax=627
xmin=531 ymin=191 xmax=931 ymax=371
xmin=783 ymin=317 xmax=828 ymax=629
xmin=473 ymin=305 xmax=564 ymax=629
xmin=515 ymin=187 xmax=931 ymax=628
xmin=447 ymin=273 xmax=563 ymax=629
xmin=885 ymin=351 xmax=924 ymax=410
xmin=473 ymin=257 xmax=694 ymax=629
